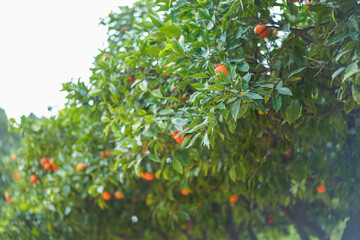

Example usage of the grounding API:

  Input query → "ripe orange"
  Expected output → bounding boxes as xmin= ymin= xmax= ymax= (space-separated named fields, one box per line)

xmin=51 ymin=164 xmax=58 ymax=171
xmin=215 ymin=64 xmax=228 ymax=77
xmin=254 ymin=24 xmax=270 ymax=39
xmin=128 ymin=76 xmax=134 ymax=82
xmin=229 ymin=194 xmax=238 ymax=203
xmin=181 ymin=188 xmax=190 ymax=195
xmin=172 ymin=130 xmax=186 ymax=144
xmin=283 ymin=149 xmax=292 ymax=158
xmin=13 ymin=173 xmax=20 ymax=180
xmin=102 ymin=191 xmax=111 ymax=201
xmin=140 ymin=172 xmax=155 ymax=181
xmin=30 ymin=175 xmax=38 ymax=184
xmin=4 ymin=192 xmax=10 ymax=201
xmin=114 ymin=191 xmax=124 ymax=199
xmin=267 ymin=214 xmax=274 ymax=224
xmin=40 ymin=157 xmax=49 ymax=166
xmin=104 ymin=150 xmax=111 ymax=158
xmin=317 ymin=184 xmax=326 ymax=193
xmin=43 ymin=162 xmax=52 ymax=171
xmin=305 ymin=0 xmax=311 ymax=6
xmin=100 ymin=151 xmax=105 ymax=159
xmin=76 ymin=163 xmax=86 ymax=172
xmin=11 ymin=154 xmax=16 ymax=161
xmin=293 ymin=0 xmax=300 ymax=2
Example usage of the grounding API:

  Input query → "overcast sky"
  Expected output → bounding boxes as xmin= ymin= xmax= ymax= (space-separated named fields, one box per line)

xmin=0 ymin=0 xmax=136 ymax=121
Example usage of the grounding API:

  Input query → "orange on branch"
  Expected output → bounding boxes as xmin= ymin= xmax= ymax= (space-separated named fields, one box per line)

xmin=40 ymin=157 xmax=49 ymax=166
xmin=181 ymin=188 xmax=190 ymax=195
xmin=114 ymin=191 xmax=124 ymax=199
xmin=13 ymin=173 xmax=20 ymax=180
xmin=172 ymin=130 xmax=186 ymax=144
xmin=76 ymin=162 xmax=86 ymax=172
xmin=43 ymin=162 xmax=52 ymax=171
xmin=229 ymin=194 xmax=238 ymax=203
xmin=30 ymin=175 xmax=38 ymax=184
xmin=102 ymin=191 xmax=111 ymax=201
xmin=317 ymin=184 xmax=326 ymax=193
xmin=11 ymin=154 xmax=16 ymax=161
xmin=254 ymin=24 xmax=269 ymax=38
xmin=215 ymin=64 xmax=228 ymax=77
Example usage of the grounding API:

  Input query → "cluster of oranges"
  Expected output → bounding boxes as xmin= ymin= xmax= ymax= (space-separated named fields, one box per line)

xmin=102 ymin=191 xmax=125 ymax=201
xmin=40 ymin=157 xmax=58 ymax=171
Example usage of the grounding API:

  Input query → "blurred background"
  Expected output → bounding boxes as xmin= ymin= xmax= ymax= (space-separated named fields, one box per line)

xmin=0 ymin=0 xmax=136 ymax=121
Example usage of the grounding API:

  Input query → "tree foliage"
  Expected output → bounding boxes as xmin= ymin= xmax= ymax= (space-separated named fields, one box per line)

xmin=2 ymin=0 xmax=360 ymax=239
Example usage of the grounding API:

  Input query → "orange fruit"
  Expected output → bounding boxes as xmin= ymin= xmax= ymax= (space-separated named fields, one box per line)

xmin=30 ymin=175 xmax=38 ymax=184
xmin=305 ymin=0 xmax=311 ymax=6
xmin=13 ymin=173 xmax=20 ymax=180
xmin=102 ymin=191 xmax=111 ymax=201
xmin=40 ymin=157 xmax=49 ymax=166
xmin=4 ymin=192 xmax=10 ymax=201
xmin=76 ymin=163 xmax=86 ymax=172
xmin=128 ymin=76 xmax=134 ymax=82
xmin=140 ymin=172 xmax=155 ymax=181
xmin=114 ymin=191 xmax=124 ymax=199
xmin=254 ymin=24 xmax=270 ymax=38
xmin=267 ymin=214 xmax=274 ymax=224
xmin=229 ymin=194 xmax=238 ymax=203
xmin=283 ymin=149 xmax=292 ymax=158
xmin=43 ymin=162 xmax=52 ymax=171
xmin=317 ymin=184 xmax=326 ymax=193
xmin=172 ymin=87 xmax=177 ymax=92
xmin=11 ymin=154 xmax=16 ymax=161
xmin=293 ymin=0 xmax=300 ymax=2
xmin=104 ymin=150 xmax=111 ymax=158
xmin=172 ymin=130 xmax=186 ymax=144
xmin=215 ymin=64 xmax=228 ymax=77
xmin=181 ymin=188 xmax=190 ymax=195
xmin=51 ymin=164 xmax=58 ymax=171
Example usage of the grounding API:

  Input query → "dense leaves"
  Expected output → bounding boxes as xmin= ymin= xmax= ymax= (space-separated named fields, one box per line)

xmin=1 ymin=0 xmax=360 ymax=239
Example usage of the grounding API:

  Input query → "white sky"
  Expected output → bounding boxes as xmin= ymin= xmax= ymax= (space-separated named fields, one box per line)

xmin=0 ymin=0 xmax=136 ymax=121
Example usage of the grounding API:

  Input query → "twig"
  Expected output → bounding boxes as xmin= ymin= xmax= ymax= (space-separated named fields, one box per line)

xmin=250 ymin=131 xmax=271 ymax=178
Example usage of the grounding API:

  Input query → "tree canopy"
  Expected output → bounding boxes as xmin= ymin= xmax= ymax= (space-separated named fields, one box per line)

xmin=1 ymin=0 xmax=360 ymax=239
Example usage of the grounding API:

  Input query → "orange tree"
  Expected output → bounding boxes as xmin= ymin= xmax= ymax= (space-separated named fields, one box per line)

xmin=2 ymin=0 xmax=360 ymax=239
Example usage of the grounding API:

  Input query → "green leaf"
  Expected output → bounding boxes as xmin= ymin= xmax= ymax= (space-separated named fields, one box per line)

xmin=352 ymin=84 xmax=360 ymax=104
xmin=148 ymin=7 xmax=165 ymax=28
xmin=148 ymin=154 xmax=161 ymax=163
xmin=159 ymin=25 xmax=182 ymax=37
xmin=172 ymin=159 xmax=183 ymax=174
xmin=237 ymin=163 xmax=246 ymax=180
xmin=332 ymin=67 xmax=345 ymax=80
xmin=191 ymin=82 xmax=206 ymax=90
xmin=231 ymin=99 xmax=241 ymax=120
xmin=326 ymin=34 xmax=350 ymax=46
xmin=186 ymin=132 xmax=201 ymax=149
xmin=278 ymin=87 xmax=292 ymax=96
xmin=191 ymin=73 xmax=209 ymax=78
xmin=288 ymin=67 xmax=306 ymax=78
xmin=229 ymin=166 xmax=237 ymax=182
xmin=343 ymin=62 xmax=360 ymax=82
xmin=139 ymin=80 xmax=148 ymax=92
xmin=285 ymin=100 xmax=302 ymax=124
xmin=62 ymin=185 xmax=71 ymax=197
xmin=272 ymin=95 xmax=282 ymax=112
xmin=238 ymin=103 xmax=249 ymax=118
xmin=245 ymin=92 xmax=263 ymax=100
xmin=208 ymin=83 xmax=225 ymax=91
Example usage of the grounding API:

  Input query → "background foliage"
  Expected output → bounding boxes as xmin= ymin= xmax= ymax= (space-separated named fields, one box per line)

xmin=1 ymin=0 xmax=360 ymax=239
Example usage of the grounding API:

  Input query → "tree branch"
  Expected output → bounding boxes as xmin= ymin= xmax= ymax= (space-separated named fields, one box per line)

xmin=279 ymin=206 xmax=330 ymax=240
